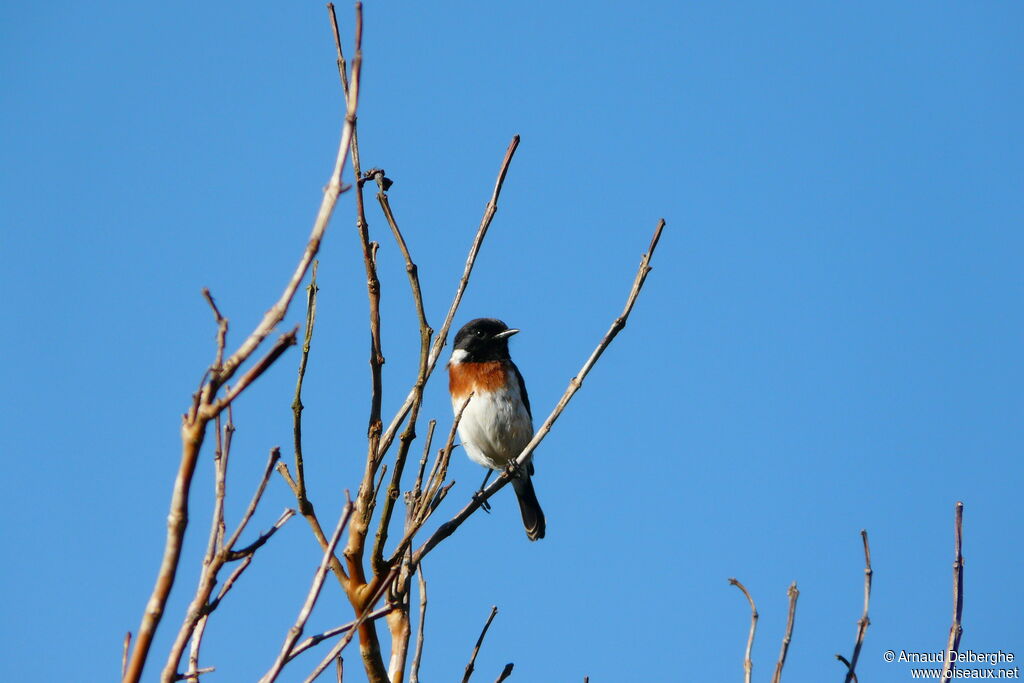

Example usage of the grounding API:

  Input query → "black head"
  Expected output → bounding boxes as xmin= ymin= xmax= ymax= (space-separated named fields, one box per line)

xmin=452 ymin=318 xmax=520 ymax=362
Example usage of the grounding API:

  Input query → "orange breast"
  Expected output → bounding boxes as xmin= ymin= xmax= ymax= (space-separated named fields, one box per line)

xmin=449 ymin=361 xmax=509 ymax=399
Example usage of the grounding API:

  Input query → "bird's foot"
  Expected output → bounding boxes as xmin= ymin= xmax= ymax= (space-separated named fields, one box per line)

xmin=472 ymin=488 xmax=492 ymax=513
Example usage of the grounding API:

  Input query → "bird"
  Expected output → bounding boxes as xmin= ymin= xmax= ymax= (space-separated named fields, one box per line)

xmin=448 ymin=317 xmax=545 ymax=540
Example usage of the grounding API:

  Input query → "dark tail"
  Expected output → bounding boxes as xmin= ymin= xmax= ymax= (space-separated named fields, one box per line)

xmin=512 ymin=475 xmax=546 ymax=541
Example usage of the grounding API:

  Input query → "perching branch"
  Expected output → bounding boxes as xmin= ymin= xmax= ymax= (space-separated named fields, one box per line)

xmin=729 ymin=578 xmax=758 ymax=683
xmin=412 ymin=219 xmax=666 ymax=565
xmin=939 ymin=502 xmax=965 ymax=683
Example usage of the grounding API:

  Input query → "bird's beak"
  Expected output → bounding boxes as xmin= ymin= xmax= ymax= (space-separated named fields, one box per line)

xmin=494 ymin=328 xmax=520 ymax=340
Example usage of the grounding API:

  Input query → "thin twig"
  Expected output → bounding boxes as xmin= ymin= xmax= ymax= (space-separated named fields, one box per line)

xmin=223 ymin=448 xmax=283 ymax=553
xmin=287 ymin=606 xmax=393 ymax=660
xmin=260 ymin=497 xmax=355 ymax=683
xmin=412 ymin=420 xmax=436 ymax=502
xmin=462 ymin=606 xmax=500 ymax=683
xmin=215 ymin=329 xmax=299 ymax=411
xmin=409 ymin=562 xmax=428 ymax=683
xmin=835 ymin=655 xmax=858 ymax=683
xmin=174 ymin=667 xmax=214 ymax=681
xmin=292 ymin=260 xmax=319 ymax=513
xmin=122 ymin=632 xmax=131 ymax=680
xmin=370 ymin=169 xmax=433 ymax=577
xmin=335 ymin=657 xmax=343 ymax=683
xmin=729 ymin=578 xmax=757 ymax=683
xmin=161 ymin=447 xmax=291 ymax=683
xmin=939 ymin=502 xmax=965 ymax=683
xmin=201 ymin=289 xmax=228 ymax=372
xmin=840 ymin=530 xmax=872 ymax=683
xmin=381 ymin=396 xmax=471 ymax=572
xmin=770 ymin=582 xmax=799 ymax=683
xmin=303 ymin=563 xmax=402 ymax=683
xmin=277 ymin=463 xmax=350 ymax=586
xmin=411 ymin=219 xmax=665 ymax=565
xmin=494 ymin=663 xmax=514 ymax=683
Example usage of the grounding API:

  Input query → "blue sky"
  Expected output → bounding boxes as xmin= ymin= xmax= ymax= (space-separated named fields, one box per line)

xmin=2 ymin=2 xmax=1021 ymax=681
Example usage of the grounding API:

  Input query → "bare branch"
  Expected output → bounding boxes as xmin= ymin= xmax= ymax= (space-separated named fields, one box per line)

xmin=122 ymin=632 xmax=131 ymax=680
xmin=840 ymin=530 xmax=872 ymax=683
xmin=260 ymin=497 xmax=356 ymax=683
xmin=939 ymin=502 xmax=965 ymax=683
xmin=225 ymin=507 xmax=295 ymax=561
xmin=123 ymin=3 xmax=365 ymax=675
xmin=201 ymin=288 xmax=228 ymax=372
xmin=835 ymin=655 xmax=858 ymax=683
xmin=377 ymin=135 xmax=521 ymax=459
xmin=409 ymin=563 xmax=427 ymax=683
xmin=224 ymin=448 xmax=283 ymax=553
xmin=325 ymin=8 xmax=389 ymax=679
xmin=214 ymin=329 xmax=299 ymax=412
xmin=411 ymin=420 xmax=436 ymax=503
xmin=303 ymin=564 xmax=402 ymax=683
xmin=161 ymin=440 xmax=292 ymax=683
xmin=412 ymin=219 xmax=666 ymax=564
xmin=729 ymin=578 xmax=757 ymax=683
xmin=770 ymin=582 xmax=799 ymax=683
xmin=175 ymin=666 xmax=214 ymax=681
xmin=462 ymin=606 xmax=499 ymax=683
xmin=494 ymin=663 xmax=514 ymax=683
xmin=382 ymin=396 xmax=471 ymax=571
xmin=370 ymin=169 xmax=433 ymax=577
xmin=292 ymin=261 xmax=320 ymax=513
xmin=287 ymin=606 xmax=393 ymax=660
xmin=276 ymin=463 xmax=350 ymax=587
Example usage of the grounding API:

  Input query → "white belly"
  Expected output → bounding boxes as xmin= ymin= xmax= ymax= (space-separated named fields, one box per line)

xmin=454 ymin=384 xmax=533 ymax=470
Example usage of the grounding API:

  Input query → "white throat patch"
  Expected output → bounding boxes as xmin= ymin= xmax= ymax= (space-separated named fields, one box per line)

xmin=450 ymin=348 xmax=469 ymax=364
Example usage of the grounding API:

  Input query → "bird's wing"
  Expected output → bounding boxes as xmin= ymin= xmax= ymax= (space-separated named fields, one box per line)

xmin=511 ymin=362 xmax=532 ymax=419
xmin=511 ymin=361 xmax=536 ymax=476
